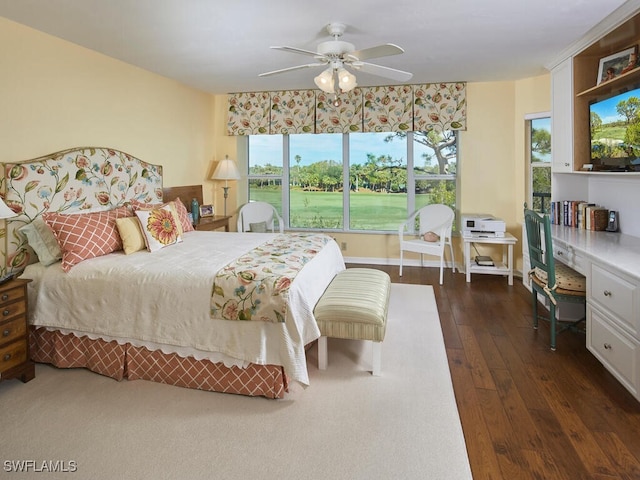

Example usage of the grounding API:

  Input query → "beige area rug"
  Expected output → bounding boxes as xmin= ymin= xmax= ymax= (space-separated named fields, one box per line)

xmin=0 ymin=284 xmax=472 ymax=480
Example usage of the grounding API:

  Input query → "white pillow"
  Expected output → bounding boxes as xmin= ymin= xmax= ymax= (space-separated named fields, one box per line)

xmin=19 ymin=217 xmax=62 ymax=266
xmin=134 ymin=205 xmax=182 ymax=252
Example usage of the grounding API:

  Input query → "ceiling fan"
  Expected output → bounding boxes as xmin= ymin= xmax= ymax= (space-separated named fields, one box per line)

xmin=259 ymin=22 xmax=413 ymax=94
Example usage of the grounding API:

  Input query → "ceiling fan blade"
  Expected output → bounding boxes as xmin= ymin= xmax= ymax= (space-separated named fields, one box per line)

xmin=271 ymin=46 xmax=325 ymax=58
xmin=352 ymin=62 xmax=413 ymax=82
xmin=349 ymin=43 xmax=404 ymax=61
xmin=258 ymin=63 xmax=326 ymax=77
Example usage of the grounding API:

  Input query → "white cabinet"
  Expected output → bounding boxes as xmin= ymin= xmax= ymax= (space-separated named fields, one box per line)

xmin=588 ymin=305 xmax=638 ymax=397
xmin=551 ymin=58 xmax=573 ymax=173
xmin=587 ymin=261 xmax=640 ymax=400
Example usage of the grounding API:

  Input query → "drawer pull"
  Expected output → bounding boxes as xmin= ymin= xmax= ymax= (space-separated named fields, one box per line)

xmin=2 ymin=329 xmax=9 ymax=337
xmin=2 ymin=309 xmax=9 ymax=316
xmin=603 ymin=290 xmax=612 ymax=297
xmin=3 ymin=353 xmax=11 ymax=361
xmin=604 ymin=343 xmax=612 ymax=350
xmin=1 ymin=294 xmax=8 ymax=301
xmin=556 ymin=250 xmax=564 ymax=256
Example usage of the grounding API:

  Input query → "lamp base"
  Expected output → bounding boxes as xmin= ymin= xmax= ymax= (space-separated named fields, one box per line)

xmin=0 ymin=273 xmax=15 ymax=285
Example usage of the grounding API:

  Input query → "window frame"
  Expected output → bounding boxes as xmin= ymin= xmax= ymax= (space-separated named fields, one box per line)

xmin=525 ymin=112 xmax=551 ymax=214
xmin=240 ymin=131 xmax=459 ymax=233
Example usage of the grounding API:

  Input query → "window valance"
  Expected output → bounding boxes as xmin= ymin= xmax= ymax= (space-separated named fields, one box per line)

xmin=227 ymin=82 xmax=466 ymax=135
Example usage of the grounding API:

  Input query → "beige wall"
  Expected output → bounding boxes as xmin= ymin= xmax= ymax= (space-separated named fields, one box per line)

xmin=2 ymin=17 xmax=551 ymax=272
xmin=0 ymin=17 xmax=215 ymax=203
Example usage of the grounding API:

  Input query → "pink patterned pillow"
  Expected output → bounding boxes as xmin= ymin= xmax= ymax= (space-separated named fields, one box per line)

xmin=42 ymin=206 xmax=133 ymax=272
xmin=130 ymin=197 xmax=194 ymax=232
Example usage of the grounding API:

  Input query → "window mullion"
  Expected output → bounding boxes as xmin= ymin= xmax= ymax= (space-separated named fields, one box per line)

xmin=407 ymin=131 xmax=415 ymax=215
xmin=343 ymin=133 xmax=349 ymax=231
xmin=282 ymin=134 xmax=290 ymax=228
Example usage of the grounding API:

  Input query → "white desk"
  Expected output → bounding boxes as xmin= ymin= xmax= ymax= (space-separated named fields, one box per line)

xmin=550 ymin=225 xmax=640 ymax=402
xmin=462 ymin=233 xmax=518 ymax=285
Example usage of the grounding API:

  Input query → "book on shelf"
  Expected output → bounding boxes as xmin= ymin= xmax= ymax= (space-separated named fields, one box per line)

xmin=553 ymin=199 xmax=608 ymax=230
xmin=590 ymin=207 xmax=609 ymax=231
xmin=475 ymin=255 xmax=494 ymax=266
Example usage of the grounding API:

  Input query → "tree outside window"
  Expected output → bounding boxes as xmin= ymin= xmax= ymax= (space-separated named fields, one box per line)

xmin=528 ymin=115 xmax=551 ymax=213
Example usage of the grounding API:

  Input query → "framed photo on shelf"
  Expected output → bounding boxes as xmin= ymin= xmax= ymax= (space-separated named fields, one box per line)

xmin=597 ymin=46 xmax=638 ymax=84
xmin=199 ymin=204 xmax=214 ymax=217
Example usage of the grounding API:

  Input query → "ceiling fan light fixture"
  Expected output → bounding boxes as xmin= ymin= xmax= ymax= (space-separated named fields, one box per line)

xmin=314 ymin=68 xmax=335 ymax=93
xmin=337 ymin=67 xmax=357 ymax=92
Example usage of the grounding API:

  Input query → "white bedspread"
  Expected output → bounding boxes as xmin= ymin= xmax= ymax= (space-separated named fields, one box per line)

xmin=21 ymin=231 xmax=345 ymax=386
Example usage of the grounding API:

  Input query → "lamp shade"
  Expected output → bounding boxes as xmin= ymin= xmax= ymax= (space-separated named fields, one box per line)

xmin=0 ymin=196 xmax=17 ymax=219
xmin=314 ymin=68 xmax=335 ymax=94
xmin=212 ymin=156 xmax=241 ymax=181
xmin=337 ymin=68 xmax=357 ymax=92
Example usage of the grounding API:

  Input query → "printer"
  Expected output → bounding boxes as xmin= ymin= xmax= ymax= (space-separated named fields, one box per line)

xmin=461 ymin=214 xmax=506 ymax=237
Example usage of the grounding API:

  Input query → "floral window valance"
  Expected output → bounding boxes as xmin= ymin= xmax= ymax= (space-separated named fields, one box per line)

xmin=362 ymin=85 xmax=413 ymax=132
xmin=227 ymin=82 xmax=466 ymax=135
xmin=270 ymin=90 xmax=315 ymax=134
xmin=316 ymin=89 xmax=363 ymax=133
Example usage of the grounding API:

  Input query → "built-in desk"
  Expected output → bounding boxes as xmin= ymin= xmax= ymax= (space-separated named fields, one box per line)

xmin=551 ymin=225 xmax=640 ymax=401
xmin=551 ymin=225 xmax=640 ymax=280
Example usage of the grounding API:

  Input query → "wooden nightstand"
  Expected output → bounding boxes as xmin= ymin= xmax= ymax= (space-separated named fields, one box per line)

xmin=0 ymin=278 xmax=34 ymax=384
xmin=194 ymin=215 xmax=231 ymax=232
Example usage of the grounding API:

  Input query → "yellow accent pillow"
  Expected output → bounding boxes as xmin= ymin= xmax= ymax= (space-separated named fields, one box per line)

xmin=116 ymin=216 xmax=147 ymax=255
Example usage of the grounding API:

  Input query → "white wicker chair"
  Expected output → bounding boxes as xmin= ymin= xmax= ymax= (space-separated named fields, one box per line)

xmin=236 ymin=202 xmax=284 ymax=233
xmin=398 ymin=204 xmax=455 ymax=284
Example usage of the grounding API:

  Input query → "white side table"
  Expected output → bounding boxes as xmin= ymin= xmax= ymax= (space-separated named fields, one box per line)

xmin=462 ymin=233 xmax=518 ymax=285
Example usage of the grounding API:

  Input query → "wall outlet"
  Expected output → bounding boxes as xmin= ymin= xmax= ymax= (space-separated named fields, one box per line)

xmin=341 ymin=242 xmax=347 ymax=251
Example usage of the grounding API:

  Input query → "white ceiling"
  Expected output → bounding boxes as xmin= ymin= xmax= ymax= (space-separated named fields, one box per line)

xmin=0 ymin=0 xmax=631 ymax=94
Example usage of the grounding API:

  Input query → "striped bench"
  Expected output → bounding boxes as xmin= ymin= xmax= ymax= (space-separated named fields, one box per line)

xmin=313 ymin=268 xmax=391 ymax=376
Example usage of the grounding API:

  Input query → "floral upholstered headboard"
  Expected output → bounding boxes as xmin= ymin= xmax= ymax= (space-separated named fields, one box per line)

xmin=0 ymin=147 xmax=163 ymax=277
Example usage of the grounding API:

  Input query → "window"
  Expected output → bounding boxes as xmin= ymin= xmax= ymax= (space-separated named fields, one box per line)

xmin=526 ymin=114 xmax=551 ymax=214
xmin=247 ymin=131 xmax=458 ymax=232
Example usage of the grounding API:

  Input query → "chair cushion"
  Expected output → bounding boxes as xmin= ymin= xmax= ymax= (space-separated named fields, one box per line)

xmin=250 ymin=221 xmax=268 ymax=233
xmin=534 ymin=263 xmax=586 ymax=292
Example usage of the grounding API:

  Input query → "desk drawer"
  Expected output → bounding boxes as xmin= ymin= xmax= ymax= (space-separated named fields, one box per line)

xmin=588 ymin=306 xmax=638 ymax=395
xmin=553 ymin=242 xmax=586 ymax=275
xmin=590 ymin=263 xmax=638 ymax=335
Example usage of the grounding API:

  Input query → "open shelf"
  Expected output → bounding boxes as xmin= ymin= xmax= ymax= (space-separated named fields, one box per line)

xmin=570 ymin=14 xmax=640 ymax=173
xmin=576 ymin=67 xmax=640 ymax=98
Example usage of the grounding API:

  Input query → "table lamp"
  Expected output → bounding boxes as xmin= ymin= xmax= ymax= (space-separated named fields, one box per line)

xmin=0 ymin=196 xmax=18 ymax=284
xmin=212 ymin=155 xmax=241 ymax=216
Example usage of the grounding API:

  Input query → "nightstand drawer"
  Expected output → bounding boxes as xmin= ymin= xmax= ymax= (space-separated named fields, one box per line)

xmin=0 ymin=286 xmax=26 ymax=305
xmin=0 ymin=339 xmax=27 ymax=373
xmin=0 ymin=299 xmax=26 ymax=321
xmin=1 ymin=317 xmax=27 ymax=344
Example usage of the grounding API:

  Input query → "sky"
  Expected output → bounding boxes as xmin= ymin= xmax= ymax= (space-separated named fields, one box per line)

xmin=590 ymin=87 xmax=640 ymax=124
xmin=249 ymin=132 xmax=433 ymax=167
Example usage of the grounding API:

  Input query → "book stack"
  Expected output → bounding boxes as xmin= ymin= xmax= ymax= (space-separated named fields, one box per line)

xmin=475 ymin=255 xmax=494 ymax=266
xmin=550 ymin=200 xmax=609 ymax=231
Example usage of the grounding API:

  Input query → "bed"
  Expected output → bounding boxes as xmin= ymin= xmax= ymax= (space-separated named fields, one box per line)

xmin=0 ymin=147 xmax=345 ymax=398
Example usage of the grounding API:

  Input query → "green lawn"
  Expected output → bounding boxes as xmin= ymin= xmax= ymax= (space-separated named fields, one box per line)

xmin=250 ymin=189 xmax=434 ymax=231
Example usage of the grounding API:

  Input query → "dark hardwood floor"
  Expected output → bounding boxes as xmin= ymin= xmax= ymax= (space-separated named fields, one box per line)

xmin=349 ymin=263 xmax=640 ymax=480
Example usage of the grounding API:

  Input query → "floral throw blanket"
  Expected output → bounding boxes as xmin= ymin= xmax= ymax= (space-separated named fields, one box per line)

xmin=211 ymin=233 xmax=332 ymax=323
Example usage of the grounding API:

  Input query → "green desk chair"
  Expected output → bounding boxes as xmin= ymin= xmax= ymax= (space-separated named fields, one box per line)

xmin=523 ymin=206 xmax=586 ymax=350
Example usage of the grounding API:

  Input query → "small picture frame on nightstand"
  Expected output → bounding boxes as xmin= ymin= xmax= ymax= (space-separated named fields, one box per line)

xmin=199 ymin=204 xmax=214 ymax=217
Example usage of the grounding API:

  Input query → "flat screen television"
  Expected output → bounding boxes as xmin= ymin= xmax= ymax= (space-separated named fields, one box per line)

xmin=589 ymin=86 xmax=640 ymax=170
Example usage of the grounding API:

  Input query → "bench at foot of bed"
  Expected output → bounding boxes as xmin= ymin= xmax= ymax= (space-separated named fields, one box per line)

xmin=313 ymin=268 xmax=391 ymax=376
